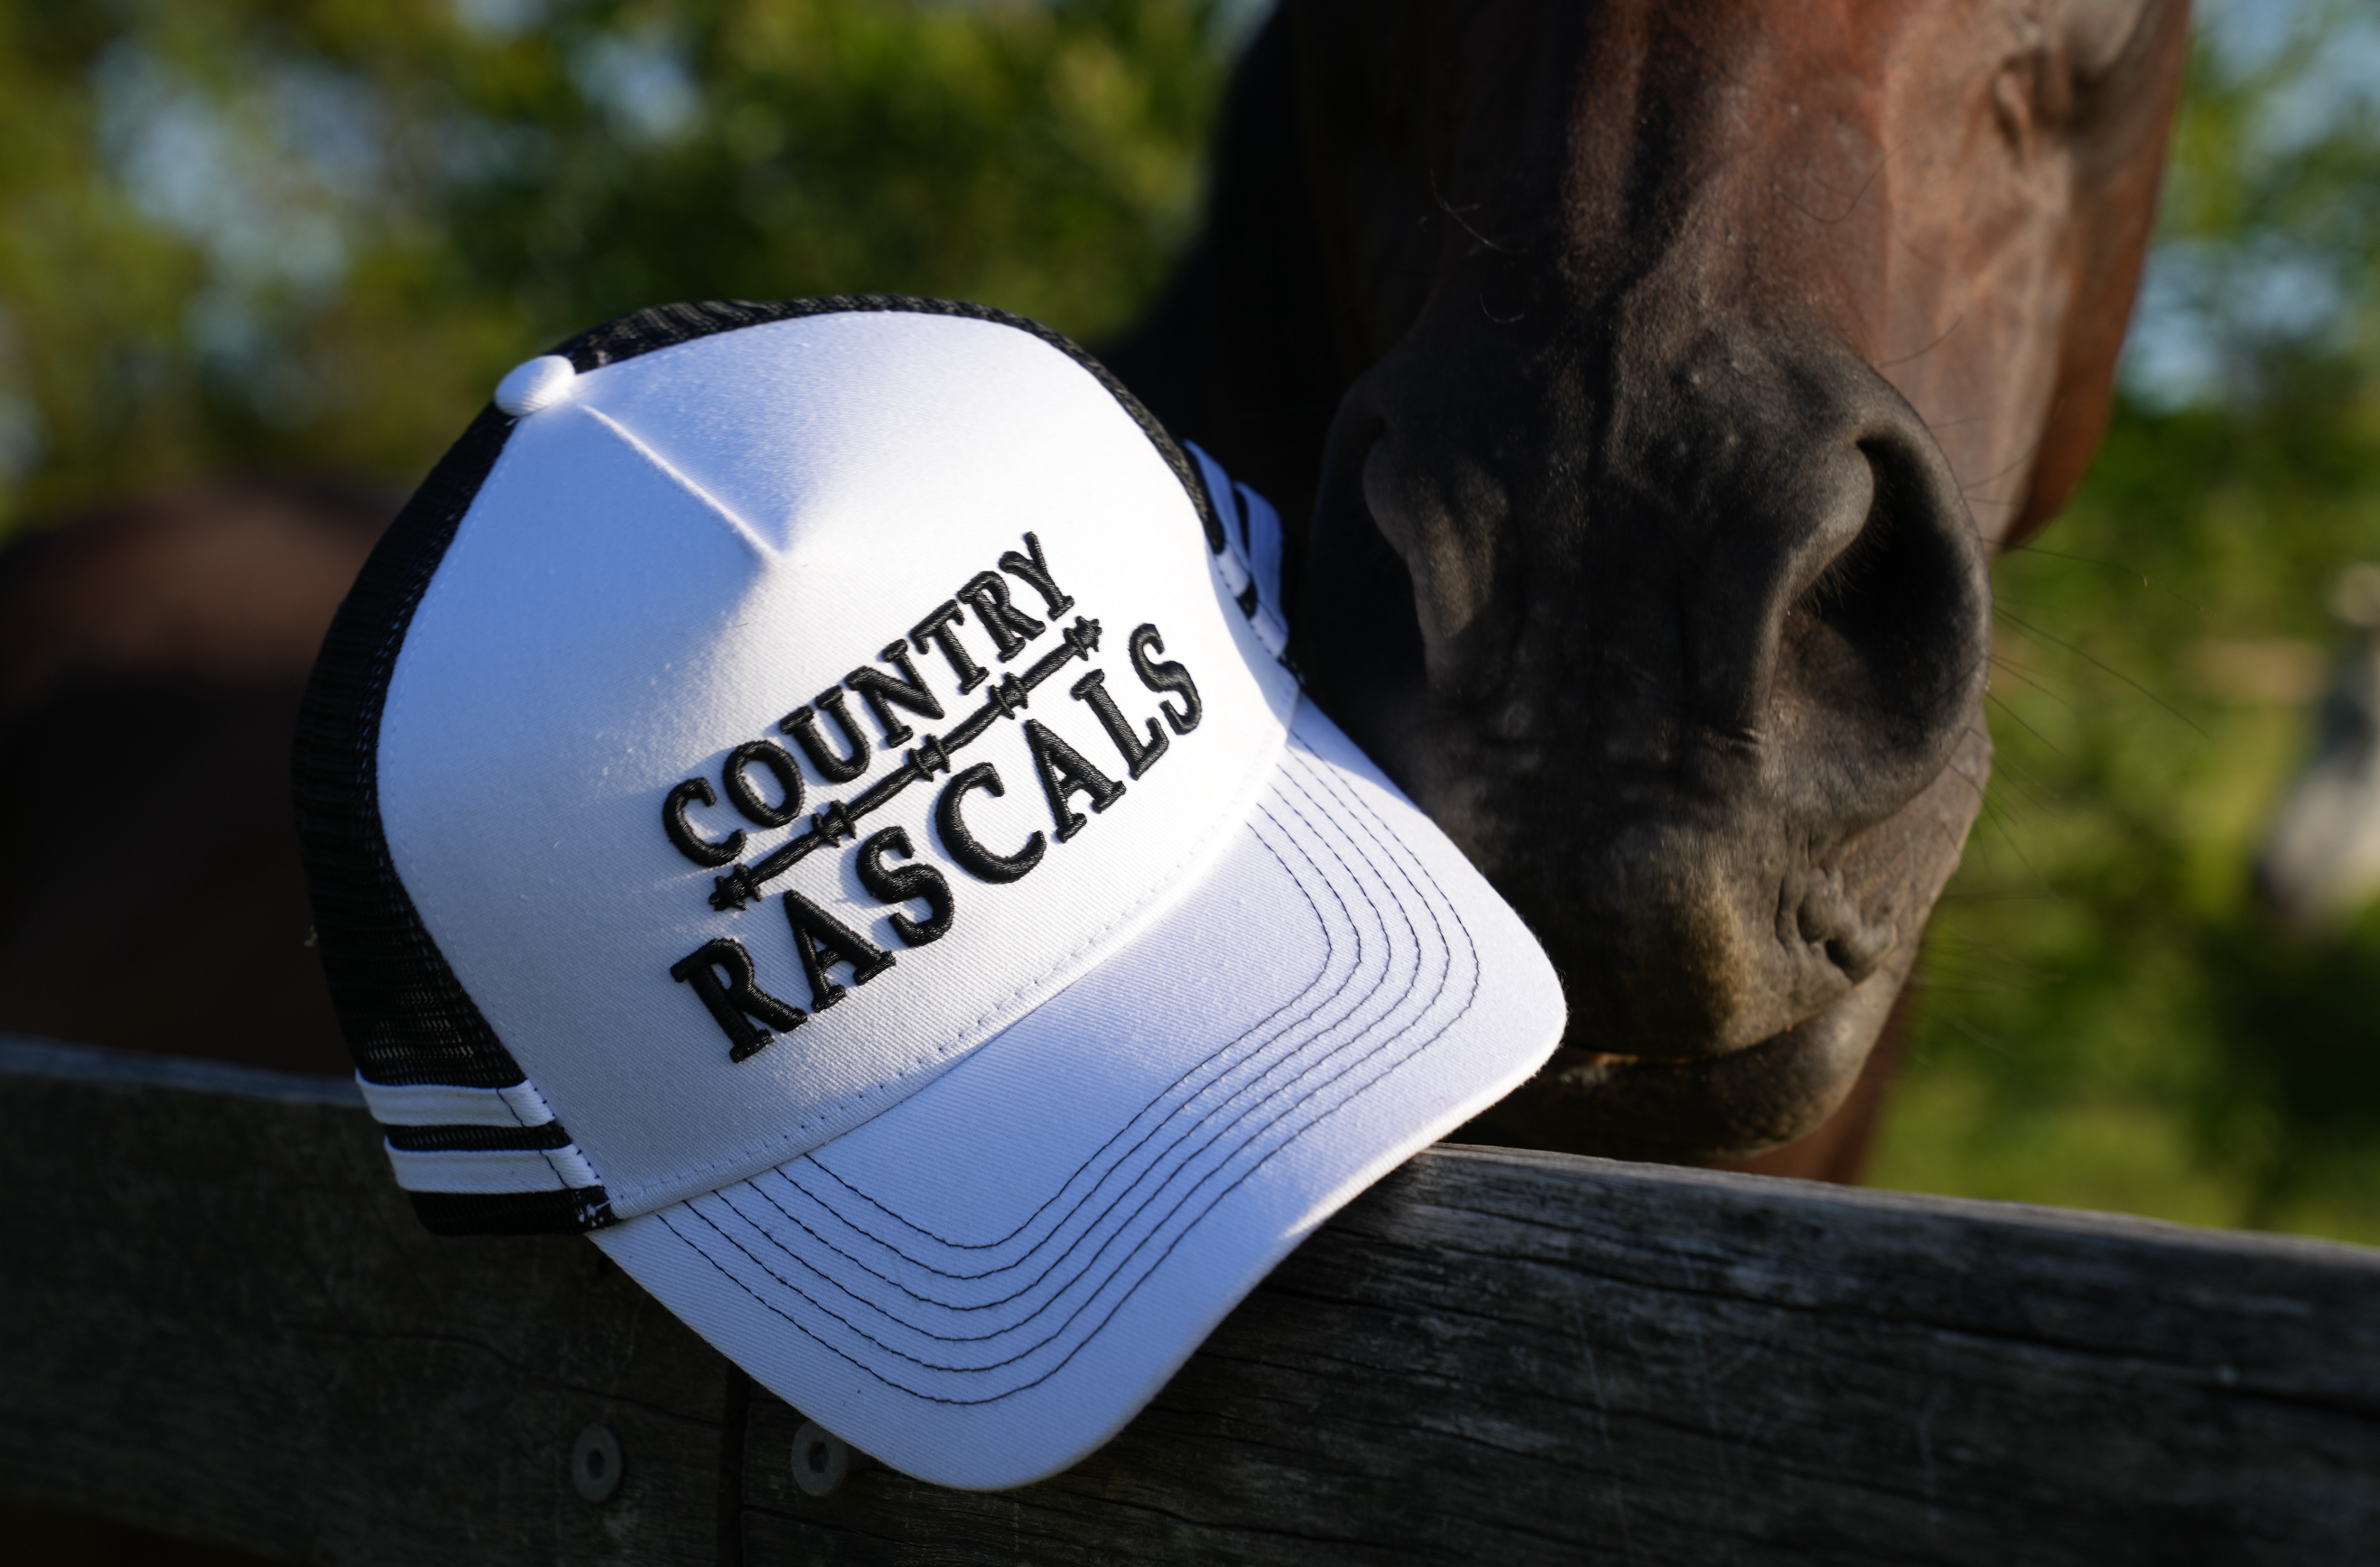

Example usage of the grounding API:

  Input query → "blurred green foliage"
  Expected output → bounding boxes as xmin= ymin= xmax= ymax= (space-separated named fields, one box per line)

xmin=4 ymin=0 xmax=2377 ymax=1241
xmin=0 ymin=0 xmax=1231 ymax=532
xmin=1873 ymin=1 xmax=2380 ymax=1244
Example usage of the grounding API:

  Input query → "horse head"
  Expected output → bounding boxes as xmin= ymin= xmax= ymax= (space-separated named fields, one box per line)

xmin=1112 ymin=0 xmax=2190 ymax=1162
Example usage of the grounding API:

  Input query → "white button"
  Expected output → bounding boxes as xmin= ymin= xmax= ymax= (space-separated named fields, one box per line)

xmin=495 ymin=355 xmax=578 ymax=417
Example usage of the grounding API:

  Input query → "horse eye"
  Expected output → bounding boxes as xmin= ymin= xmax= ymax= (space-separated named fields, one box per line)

xmin=2060 ymin=0 xmax=2167 ymax=85
xmin=1988 ymin=49 xmax=2049 ymax=151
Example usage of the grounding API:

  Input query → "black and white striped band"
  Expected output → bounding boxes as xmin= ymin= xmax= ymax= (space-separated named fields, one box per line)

xmin=1187 ymin=441 xmax=1290 ymax=662
xmin=356 ymin=1075 xmax=611 ymax=1232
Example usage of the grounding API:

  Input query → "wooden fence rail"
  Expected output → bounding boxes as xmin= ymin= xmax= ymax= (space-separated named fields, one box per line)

xmin=4 ymin=1034 xmax=2377 ymax=1565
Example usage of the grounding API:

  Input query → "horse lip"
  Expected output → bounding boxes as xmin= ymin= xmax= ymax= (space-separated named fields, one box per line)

xmin=1451 ymin=937 xmax=1916 ymax=1164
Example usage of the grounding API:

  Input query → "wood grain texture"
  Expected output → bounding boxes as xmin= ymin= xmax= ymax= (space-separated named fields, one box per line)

xmin=741 ymin=1152 xmax=2380 ymax=1565
xmin=6 ymin=1037 xmax=2380 ymax=1566
xmin=0 ymin=1037 xmax=734 ymax=1566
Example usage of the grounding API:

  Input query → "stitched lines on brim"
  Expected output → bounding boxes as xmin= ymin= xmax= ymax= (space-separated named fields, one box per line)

xmin=649 ymin=743 xmax=1483 ymax=1401
xmin=793 ymin=742 xmax=1468 ymax=1300
xmin=660 ymin=777 xmax=1475 ymax=1396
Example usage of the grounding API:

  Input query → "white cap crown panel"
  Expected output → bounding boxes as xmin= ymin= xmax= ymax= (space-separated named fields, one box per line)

xmin=378 ymin=314 xmax=1296 ymax=1214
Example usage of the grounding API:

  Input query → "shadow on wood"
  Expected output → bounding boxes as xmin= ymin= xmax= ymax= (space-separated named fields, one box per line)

xmin=4 ymin=1034 xmax=2376 ymax=1564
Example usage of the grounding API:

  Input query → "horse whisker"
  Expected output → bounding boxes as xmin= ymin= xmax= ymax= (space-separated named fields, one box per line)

xmin=1984 ymin=689 xmax=2068 ymax=756
xmin=1878 ymin=311 xmax=1966 ymax=369
xmin=1935 ymin=1009 xmax=2013 ymax=1051
xmin=1991 ymin=606 xmax=2208 ymax=737
xmin=1995 ymin=542 xmax=2206 ymax=612
xmin=1986 ymin=651 xmax=2076 ymax=709
xmin=1972 ymin=788 xmax=2058 ymax=897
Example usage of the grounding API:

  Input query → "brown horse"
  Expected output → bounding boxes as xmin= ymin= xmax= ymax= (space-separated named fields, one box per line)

xmin=0 ymin=10 xmax=2192 ymax=1560
xmin=0 ymin=3 xmax=2191 ymax=1188
xmin=1107 ymin=0 xmax=2191 ymax=1174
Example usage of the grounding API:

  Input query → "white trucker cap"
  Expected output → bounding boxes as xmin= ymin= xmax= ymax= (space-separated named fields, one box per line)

xmin=294 ymin=297 xmax=1564 ymax=1491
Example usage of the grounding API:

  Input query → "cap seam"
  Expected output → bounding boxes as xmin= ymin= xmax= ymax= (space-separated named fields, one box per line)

xmin=579 ymin=402 xmax=776 ymax=561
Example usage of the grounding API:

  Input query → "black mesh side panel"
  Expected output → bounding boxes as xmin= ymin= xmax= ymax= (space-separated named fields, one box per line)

xmin=409 ymin=1187 xmax=614 ymax=1236
xmin=293 ymin=404 xmax=529 ymax=1094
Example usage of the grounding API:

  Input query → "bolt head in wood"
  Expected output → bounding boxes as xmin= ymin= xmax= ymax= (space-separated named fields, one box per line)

xmin=572 ymin=1423 xmax=624 ymax=1504
xmin=791 ymin=1420 xmax=851 ymax=1497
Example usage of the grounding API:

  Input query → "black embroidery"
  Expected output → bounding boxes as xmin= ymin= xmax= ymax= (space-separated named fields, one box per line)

xmin=845 ymin=640 xmax=946 ymax=747
xmin=664 ymin=778 xmax=747 ymax=868
xmin=1069 ymin=668 xmax=1170 ymax=779
xmin=957 ymin=570 xmax=1046 ymax=661
xmin=814 ymin=800 xmax=858 ymax=844
xmin=782 ymin=888 xmax=896 ymax=1010
xmin=847 ymin=756 xmax=918 ymax=820
xmin=670 ymin=938 xmax=807 ymax=1062
xmin=780 ymin=689 xmax=871 ymax=783
xmin=1024 ymin=718 xmax=1124 ymax=842
xmin=935 ymin=763 xmax=1046 ymax=884
xmin=855 ymin=826 xmax=955 ymax=947
xmin=998 ymin=532 xmax=1075 ymax=618
xmin=1130 ymin=623 xmax=1203 ymax=734
xmin=939 ymin=617 xmax=1099 ymax=750
xmin=909 ymin=600 xmax=988 ymax=694
xmin=722 ymin=740 xmax=804 ymax=828
xmin=979 ymin=672 xmax=1030 ymax=724
xmin=709 ymin=618 xmax=1099 ymax=911
xmin=908 ymin=734 xmax=953 ymax=778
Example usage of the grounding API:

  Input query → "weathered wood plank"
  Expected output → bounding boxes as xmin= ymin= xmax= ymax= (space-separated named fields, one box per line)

xmin=740 ymin=1153 xmax=2380 ymax=1565
xmin=0 ymin=1037 xmax=735 ymax=1566
xmin=7 ymin=1036 xmax=2380 ymax=1566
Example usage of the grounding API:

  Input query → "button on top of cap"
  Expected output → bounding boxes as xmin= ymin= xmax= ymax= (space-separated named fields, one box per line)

xmin=495 ymin=355 xmax=578 ymax=417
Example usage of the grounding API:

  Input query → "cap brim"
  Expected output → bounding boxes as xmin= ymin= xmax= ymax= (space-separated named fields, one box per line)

xmin=591 ymin=695 xmax=1564 ymax=1490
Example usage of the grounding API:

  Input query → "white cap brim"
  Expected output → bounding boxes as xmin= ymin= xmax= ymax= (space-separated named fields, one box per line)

xmin=592 ymin=694 xmax=1563 ymax=1490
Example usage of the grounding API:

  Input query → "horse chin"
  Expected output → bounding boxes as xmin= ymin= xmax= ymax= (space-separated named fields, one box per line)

xmin=1452 ymin=935 xmax=1918 ymax=1165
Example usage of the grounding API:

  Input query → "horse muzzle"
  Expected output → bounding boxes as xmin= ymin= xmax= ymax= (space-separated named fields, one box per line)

xmin=1295 ymin=304 xmax=1994 ymax=1160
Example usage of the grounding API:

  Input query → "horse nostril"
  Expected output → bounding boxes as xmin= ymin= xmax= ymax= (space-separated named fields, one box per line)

xmin=1775 ymin=422 xmax=1989 ymax=811
xmin=1357 ymin=426 xmax=1520 ymax=702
